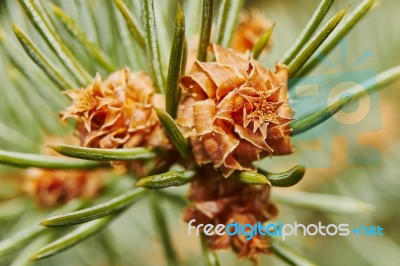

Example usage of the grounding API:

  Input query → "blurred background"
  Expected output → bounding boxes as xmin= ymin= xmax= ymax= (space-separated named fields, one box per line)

xmin=0 ymin=0 xmax=399 ymax=265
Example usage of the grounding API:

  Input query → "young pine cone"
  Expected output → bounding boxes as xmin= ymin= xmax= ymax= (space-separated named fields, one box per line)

xmin=183 ymin=167 xmax=278 ymax=261
xmin=231 ymin=10 xmax=274 ymax=54
xmin=60 ymin=68 xmax=171 ymax=150
xmin=24 ymin=168 xmax=104 ymax=208
xmin=177 ymin=45 xmax=293 ymax=177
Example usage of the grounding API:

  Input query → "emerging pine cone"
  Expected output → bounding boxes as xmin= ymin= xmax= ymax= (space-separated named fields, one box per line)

xmin=177 ymin=45 xmax=293 ymax=177
xmin=231 ymin=10 xmax=274 ymax=53
xmin=24 ymin=168 xmax=104 ymax=208
xmin=61 ymin=68 xmax=171 ymax=150
xmin=183 ymin=167 xmax=278 ymax=262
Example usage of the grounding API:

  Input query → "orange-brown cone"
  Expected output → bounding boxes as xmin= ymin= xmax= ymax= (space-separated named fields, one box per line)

xmin=183 ymin=167 xmax=278 ymax=262
xmin=231 ymin=10 xmax=274 ymax=54
xmin=177 ymin=45 xmax=293 ymax=177
xmin=60 ymin=68 xmax=171 ymax=150
xmin=24 ymin=168 xmax=104 ymax=208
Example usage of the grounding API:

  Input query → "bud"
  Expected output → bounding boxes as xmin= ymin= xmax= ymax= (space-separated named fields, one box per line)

xmin=231 ymin=10 xmax=274 ymax=54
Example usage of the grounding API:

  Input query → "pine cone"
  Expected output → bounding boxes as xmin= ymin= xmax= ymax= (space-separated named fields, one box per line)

xmin=183 ymin=167 xmax=278 ymax=262
xmin=177 ymin=45 xmax=293 ymax=177
xmin=61 ymin=68 xmax=171 ymax=150
xmin=24 ymin=168 xmax=104 ymax=208
xmin=231 ymin=10 xmax=274 ymax=53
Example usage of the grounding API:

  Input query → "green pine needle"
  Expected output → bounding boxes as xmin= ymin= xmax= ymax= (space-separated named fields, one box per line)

xmin=0 ymin=149 xmax=103 ymax=169
xmin=292 ymin=65 xmax=400 ymax=135
xmin=40 ymin=188 xmax=148 ymax=227
xmin=258 ymin=165 xmax=305 ymax=187
xmin=251 ymin=23 xmax=275 ymax=60
xmin=237 ymin=171 xmax=271 ymax=186
xmin=155 ymin=108 xmax=190 ymax=158
xmin=200 ymin=233 xmax=220 ymax=266
xmin=135 ymin=170 xmax=195 ymax=189
xmin=140 ymin=0 xmax=166 ymax=93
xmin=50 ymin=145 xmax=156 ymax=161
xmin=166 ymin=4 xmax=186 ymax=118
xmin=197 ymin=0 xmax=214 ymax=61
xmin=9 ymin=233 xmax=51 ymax=266
xmin=19 ymin=0 xmax=92 ymax=85
xmin=50 ymin=4 xmax=116 ymax=72
xmin=291 ymin=94 xmax=352 ymax=135
xmin=150 ymin=194 xmax=179 ymax=266
xmin=0 ymin=225 xmax=45 ymax=257
xmin=13 ymin=24 xmax=76 ymax=90
xmin=214 ymin=0 xmax=244 ymax=47
xmin=180 ymin=38 xmax=188 ymax=74
xmin=295 ymin=0 xmax=376 ymax=78
xmin=113 ymin=0 xmax=146 ymax=49
xmin=1 ymin=33 xmax=69 ymax=109
xmin=287 ymin=5 xmax=349 ymax=77
xmin=30 ymin=214 xmax=118 ymax=261
xmin=0 ymin=200 xmax=82 ymax=257
xmin=280 ymin=0 xmax=334 ymax=65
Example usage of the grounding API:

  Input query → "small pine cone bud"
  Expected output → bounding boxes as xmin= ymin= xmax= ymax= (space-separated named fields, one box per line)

xmin=231 ymin=10 xmax=274 ymax=54
xmin=183 ymin=167 xmax=278 ymax=261
xmin=177 ymin=44 xmax=293 ymax=177
xmin=60 ymin=68 xmax=171 ymax=150
xmin=24 ymin=168 xmax=104 ymax=208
